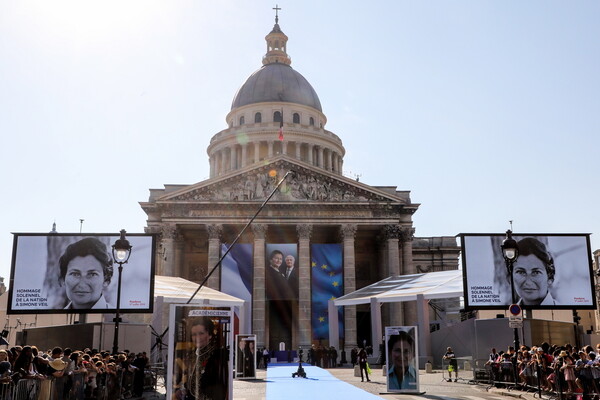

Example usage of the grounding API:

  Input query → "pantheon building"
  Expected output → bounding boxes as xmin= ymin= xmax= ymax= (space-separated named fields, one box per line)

xmin=141 ymin=16 xmax=459 ymax=353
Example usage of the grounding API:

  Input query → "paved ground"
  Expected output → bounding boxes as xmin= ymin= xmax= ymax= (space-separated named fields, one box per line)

xmin=145 ymin=366 xmax=542 ymax=400
xmin=231 ymin=366 xmax=536 ymax=400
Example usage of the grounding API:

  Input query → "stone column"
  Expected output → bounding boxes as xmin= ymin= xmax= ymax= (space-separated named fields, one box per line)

xmin=308 ymin=144 xmax=314 ymax=165
xmin=207 ymin=224 xmax=222 ymax=290
xmin=220 ymin=150 xmax=226 ymax=174
xmin=254 ymin=142 xmax=260 ymax=163
xmin=400 ymin=226 xmax=417 ymax=325
xmin=282 ymin=140 xmax=288 ymax=156
xmin=176 ymin=235 xmax=186 ymax=278
xmin=268 ymin=141 xmax=274 ymax=158
xmin=384 ymin=225 xmax=403 ymax=326
xmin=331 ymin=153 xmax=337 ymax=173
xmin=295 ymin=142 xmax=301 ymax=160
xmin=340 ymin=224 xmax=358 ymax=352
xmin=328 ymin=150 xmax=333 ymax=171
xmin=297 ymin=224 xmax=312 ymax=348
xmin=160 ymin=224 xmax=179 ymax=276
xmin=241 ymin=144 xmax=247 ymax=167
xmin=252 ymin=224 xmax=268 ymax=348
xmin=230 ymin=146 xmax=237 ymax=170
xmin=318 ymin=147 xmax=324 ymax=168
xmin=339 ymin=157 xmax=343 ymax=175
xmin=209 ymin=156 xmax=214 ymax=178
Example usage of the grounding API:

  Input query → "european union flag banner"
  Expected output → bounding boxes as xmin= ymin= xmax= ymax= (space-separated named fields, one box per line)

xmin=311 ymin=244 xmax=344 ymax=341
xmin=221 ymin=243 xmax=253 ymax=334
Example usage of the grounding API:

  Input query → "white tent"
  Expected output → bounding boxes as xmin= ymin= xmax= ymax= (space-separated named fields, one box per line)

xmin=334 ymin=269 xmax=463 ymax=306
xmin=154 ymin=275 xmax=245 ymax=306
xmin=331 ymin=269 xmax=463 ymax=365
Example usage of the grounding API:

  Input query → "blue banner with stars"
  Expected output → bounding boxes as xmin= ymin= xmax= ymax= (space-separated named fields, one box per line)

xmin=311 ymin=244 xmax=344 ymax=342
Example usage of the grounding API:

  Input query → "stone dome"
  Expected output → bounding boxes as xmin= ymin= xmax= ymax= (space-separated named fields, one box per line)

xmin=231 ymin=63 xmax=322 ymax=112
xmin=207 ymin=15 xmax=345 ymax=180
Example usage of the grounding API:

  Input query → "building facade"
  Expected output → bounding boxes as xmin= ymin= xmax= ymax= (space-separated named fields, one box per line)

xmin=140 ymin=17 xmax=460 ymax=353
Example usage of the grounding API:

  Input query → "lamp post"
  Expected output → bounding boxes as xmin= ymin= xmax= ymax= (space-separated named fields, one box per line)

xmin=501 ymin=229 xmax=520 ymax=384
xmin=112 ymin=229 xmax=132 ymax=355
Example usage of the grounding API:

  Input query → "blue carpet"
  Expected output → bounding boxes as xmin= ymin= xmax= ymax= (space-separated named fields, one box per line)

xmin=266 ymin=365 xmax=383 ymax=400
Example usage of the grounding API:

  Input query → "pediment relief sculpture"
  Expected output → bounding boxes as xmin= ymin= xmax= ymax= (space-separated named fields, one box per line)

xmin=167 ymin=165 xmax=400 ymax=204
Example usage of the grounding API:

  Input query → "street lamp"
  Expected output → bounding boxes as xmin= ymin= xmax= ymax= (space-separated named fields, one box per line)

xmin=501 ymin=230 xmax=519 ymax=346
xmin=112 ymin=229 xmax=132 ymax=355
xmin=501 ymin=229 xmax=520 ymax=384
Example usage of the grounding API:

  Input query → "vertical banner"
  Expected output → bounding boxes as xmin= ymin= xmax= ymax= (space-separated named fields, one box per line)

xmin=385 ymin=326 xmax=419 ymax=393
xmin=265 ymin=243 xmax=298 ymax=352
xmin=265 ymin=243 xmax=298 ymax=301
xmin=168 ymin=305 xmax=232 ymax=400
xmin=220 ymin=244 xmax=253 ymax=334
xmin=311 ymin=244 xmax=344 ymax=342
xmin=235 ymin=334 xmax=257 ymax=379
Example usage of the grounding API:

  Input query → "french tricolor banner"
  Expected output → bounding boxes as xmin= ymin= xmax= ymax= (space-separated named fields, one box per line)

xmin=221 ymin=243 xmax=253 ymax=334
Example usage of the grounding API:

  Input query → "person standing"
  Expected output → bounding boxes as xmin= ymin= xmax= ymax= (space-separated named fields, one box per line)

xmin=443 ymin=347 xmax=458 ymax=382
xmin=358 ymin=348 xmax=370 ymax=382
xmin=351 ymin=347 xmax=358 ymax=366
xmin=262 ymin=347 xmax=270 ymax=369
xmin=132 ymin=352 xmax=147 ymax=397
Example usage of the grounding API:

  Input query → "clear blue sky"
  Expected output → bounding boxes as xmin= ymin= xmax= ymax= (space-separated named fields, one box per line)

xmin=1 ymin=1 xmax=598 ymax=285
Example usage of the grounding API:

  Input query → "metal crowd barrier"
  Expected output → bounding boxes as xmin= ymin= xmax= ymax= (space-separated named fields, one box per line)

xmin=1 ymin=370 xmax=140 ymax=400
xmin=0 ymin=382 xmax=11 ymax=400
xmin=467 ymin=357 xmax=600 ymax=400
xmin=440 ymin=356 xmax=474 ymax=382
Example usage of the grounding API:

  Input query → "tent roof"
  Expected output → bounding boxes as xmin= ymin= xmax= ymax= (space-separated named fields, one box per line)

xmin=154 ymin=275 xmax=245 ymax=306
xmin=334 ymin=269 xmax=463 ymax=306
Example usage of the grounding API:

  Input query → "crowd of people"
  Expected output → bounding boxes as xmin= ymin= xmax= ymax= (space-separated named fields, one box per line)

xmin=0 ymin=345 xmax=149 ymax=399
xmin=307 ymin=345 xmax=339 ymax=368
xmin=484 ymin=342 xmax=600 ymax=397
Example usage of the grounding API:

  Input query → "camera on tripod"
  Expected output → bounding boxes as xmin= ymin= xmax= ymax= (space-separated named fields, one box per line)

xmin=292 ymin=346 xmax=307 ymax=378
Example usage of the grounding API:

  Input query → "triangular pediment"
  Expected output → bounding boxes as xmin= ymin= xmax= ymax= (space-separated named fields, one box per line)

xmin=158 ymin=157 xmax=410 ymax=205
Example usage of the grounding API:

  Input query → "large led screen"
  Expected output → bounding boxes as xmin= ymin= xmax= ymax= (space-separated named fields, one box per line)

xmin=460 ymin=233 xmax=595 ymax=310
xmin=8 ymin=233 xmax=156 ymax=314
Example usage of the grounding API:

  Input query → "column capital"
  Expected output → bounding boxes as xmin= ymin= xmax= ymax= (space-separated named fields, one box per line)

xmin=145 ymin=225 xmax=162 ymax=236
xmin=339 ymin=224 xmax=357 ymax=240
xmin=252 ymin=224 xmax=268 ymax=239
xmin=383 ymin=224 xmax=402 ymax=240
xmin=296 ymin=224 xmax=313 ymax=240
xmin=207 ymin=224 xmax=223 ymax=240
xmin=400 ymin=226 xmax=415 ymax=242
xmin=161 ymin=224 xmax=180 ymax=240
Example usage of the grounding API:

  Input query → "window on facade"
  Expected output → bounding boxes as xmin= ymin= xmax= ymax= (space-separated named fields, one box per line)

xmin=239 ymin=116 xmax=245 ymax=125
xmin=293 ymin=113 xmax=300 ymax=124
xmin=274 ymin=111 xmax=282 ymax=123
xmin=309 ymin=117 xmax=315 ymax=126
xmin=255 ymin=112 xmax=262 ymax=123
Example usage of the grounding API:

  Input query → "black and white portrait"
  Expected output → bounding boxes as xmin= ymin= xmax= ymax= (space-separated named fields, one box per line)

xmin=462 ymin=234 xmax=594 ymax=309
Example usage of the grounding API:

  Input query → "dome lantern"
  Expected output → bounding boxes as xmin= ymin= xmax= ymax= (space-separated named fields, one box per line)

xmin=263 ymin=7 xmax=291 ymax=66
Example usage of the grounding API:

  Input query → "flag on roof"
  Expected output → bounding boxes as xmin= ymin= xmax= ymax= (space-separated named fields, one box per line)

xmin=278 ymin=110 xmax=284 ymax=141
